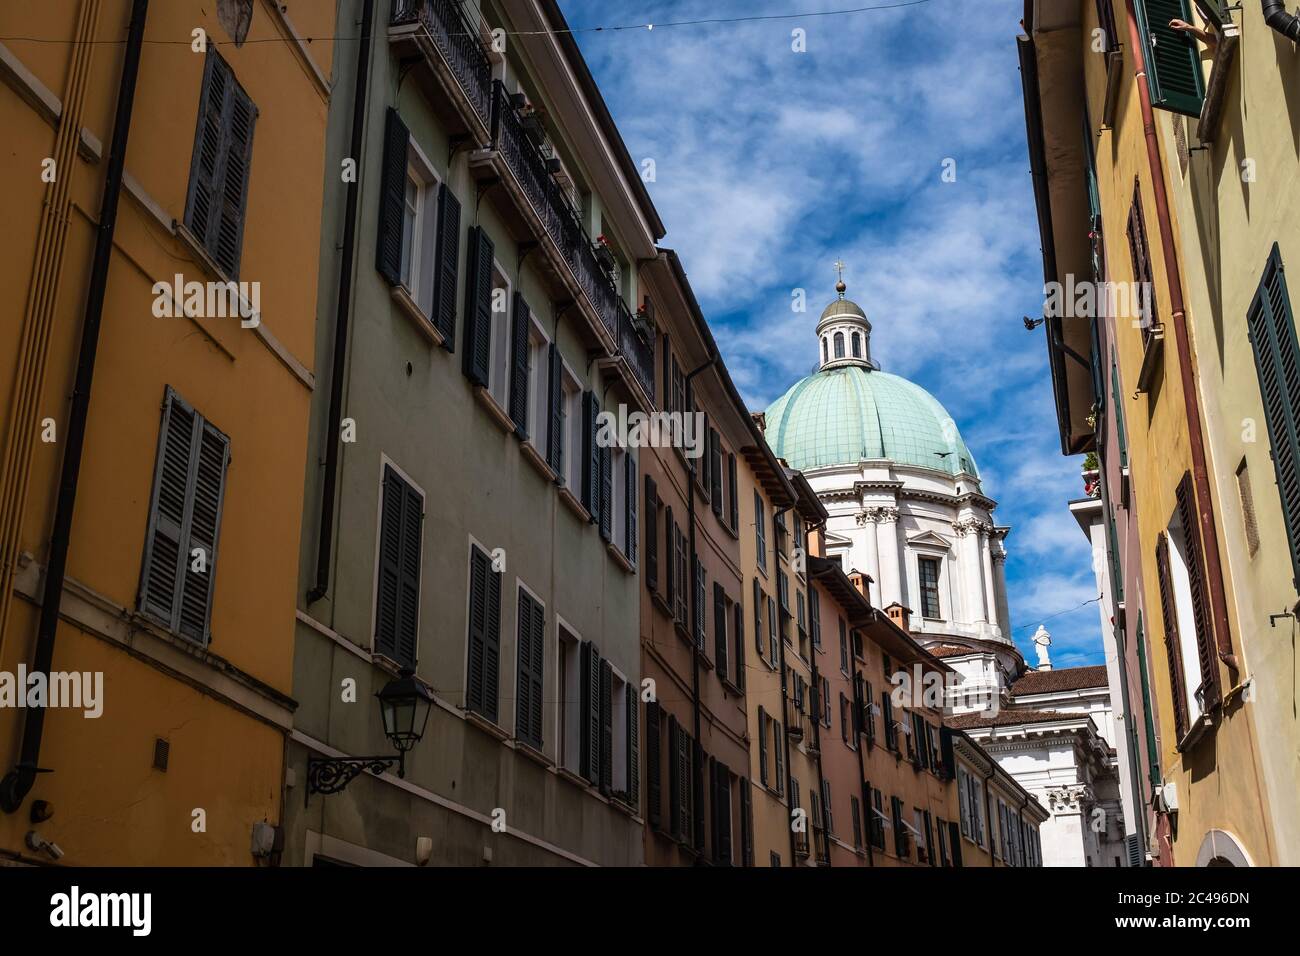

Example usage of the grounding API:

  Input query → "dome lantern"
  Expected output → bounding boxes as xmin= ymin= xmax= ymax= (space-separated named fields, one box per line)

xmin=817 ymin=261 xmax=875 ymax=371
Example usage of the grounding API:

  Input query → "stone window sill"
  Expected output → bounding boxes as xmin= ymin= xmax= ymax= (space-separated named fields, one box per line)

xmin=391 ymin=285 xmax=444 ymax=347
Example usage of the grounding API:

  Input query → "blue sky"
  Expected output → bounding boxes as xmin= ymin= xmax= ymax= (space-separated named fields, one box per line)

xmin=562 ymin=0 xmax=1106 ymax=668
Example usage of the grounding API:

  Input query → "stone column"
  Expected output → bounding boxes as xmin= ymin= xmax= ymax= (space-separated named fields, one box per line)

xmin=875 ymin=507 xmax=902 ymax=609
xmin=992 ymin=535 xmax=1011 ymax=633
xmin=980 ymin=527 xmax=997 ymax=632
xmin=954 ymin=518 xmax=987 ymax=624
xmin=856 ymin=509 xmax=881 ymax=606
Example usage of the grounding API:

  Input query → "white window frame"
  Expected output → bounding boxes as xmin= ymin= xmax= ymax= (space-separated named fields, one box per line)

xmin=488 ymin=263 xmax=512 ymax=408
xmin=561 ymin=362 xmax=582 ymax=491
xmin=400 ymin=139 xmax=440 ymax=310
xmin=609 ymin=662 xmax=629 ymax=795
xmin=556 ymin=617 xmax=583 ymax=774
xmin=525 ymin=312 xmax=549 ymax=446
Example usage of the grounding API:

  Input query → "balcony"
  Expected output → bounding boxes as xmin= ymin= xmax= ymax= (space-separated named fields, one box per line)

xmin=474 ymin=81 xmax=655 ymax=407
xmin=785 ymin=698 xmax=809 ymax=743
xmin=390 ymin=0 xmax=493 ymax=143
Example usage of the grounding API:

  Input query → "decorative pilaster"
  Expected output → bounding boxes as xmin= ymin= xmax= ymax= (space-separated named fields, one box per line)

xmin=952 ymin=517 xmax=991 ymax=624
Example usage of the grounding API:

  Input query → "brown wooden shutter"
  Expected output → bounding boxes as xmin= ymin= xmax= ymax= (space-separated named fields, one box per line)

xmin=1155 ymin=532 xmax=1190 ymax=741
xmin=1175 ymin=472 xmax=1221 ymax=712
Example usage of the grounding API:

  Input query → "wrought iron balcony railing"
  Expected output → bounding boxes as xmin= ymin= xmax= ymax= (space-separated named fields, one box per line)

xmin=392 ymin=0 xmax=493 ymax=130
xmin=616 ymin=298 xmax=656 ymax=401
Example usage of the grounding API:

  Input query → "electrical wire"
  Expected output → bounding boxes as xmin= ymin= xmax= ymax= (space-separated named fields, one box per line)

xmin=0 ymin=0 xmax=938 ymax=45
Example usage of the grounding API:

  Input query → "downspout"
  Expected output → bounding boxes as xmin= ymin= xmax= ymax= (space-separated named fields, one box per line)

xmin=0 ymin=0 xmax=150 ymax=814
xmin=1123 ymin=0 xmax=1238 ymax=672
xmin=773 ymin=503 xmax=797 ymax=866
xmin=685 ymin=356 xmax=715 ymax=861
xmin=1263 ymin=0 xmax=1300 ymax=41
xmin=308 ymin=0 xmax=375 ymax=603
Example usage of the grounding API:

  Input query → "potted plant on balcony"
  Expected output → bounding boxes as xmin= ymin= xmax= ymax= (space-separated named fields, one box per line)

xmin=593 ymin=233 xmax=617 ymax=275
xmin=1082 ymin=450 xmax=1101 ymax=498
xmin=519 ymin=105 xmax=547 ymax=146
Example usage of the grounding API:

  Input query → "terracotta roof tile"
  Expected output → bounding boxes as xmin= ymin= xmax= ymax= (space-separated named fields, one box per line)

xmin=946 ymin=708 xmax=1078 ymax=730
xmin=1010 ymin=665 xmax=1108 ymax=697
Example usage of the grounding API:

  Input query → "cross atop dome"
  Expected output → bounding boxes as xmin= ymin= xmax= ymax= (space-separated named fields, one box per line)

xmin=834 ymin=258 xmax=847 ymax=297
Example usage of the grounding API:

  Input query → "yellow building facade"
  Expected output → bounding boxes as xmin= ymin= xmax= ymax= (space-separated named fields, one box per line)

xmin=1021 ymin=0 xmax=1295 ymax=866
xmin=0 ymin=0 xmax=333 ymax=864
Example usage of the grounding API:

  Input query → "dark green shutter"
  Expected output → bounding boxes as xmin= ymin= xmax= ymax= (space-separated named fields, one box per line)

xmin=515 ymin=590 xmax=543 ymax=748
xmin=461 ymin=226 xmax=494 ymax=386
xmin=713 ymin=582 xmax=728 ymax=678
xmin=733 ymin=602 xmax=745 ymax=692
xmin=598 ymin=444 xmax=613 ymax=542
xmin=709 ymin=428 xmax=723 ymax=516
xmin=547 ymin=344 xmax=563 ymax=472
xmin=432 ymin=183 xmax=460 ymax=348
xmin=758 ymin=706 xmax=768 ymax=787
xmin=753 ymin=579 xmax=764 ymax=656
xmin=668 ymin=715 xmax=682 ymax=838
xmin=185 ymin=51 xmax=257 ymax=280
xmin=624 ymin=452 xmax=637 ymax=561
xmin=140 ymin=389 xmax=229 ymax=645
xmin=646 ymin=700 xmax=662 ymax=828
xmin=740 ymin=778 xmax=754 ymax=866
xmin=508 ymin=291 xmax=531 ymax=434
xmin=599 ymin=658 xmax=613 ymax=794
xmin=374 ymin=106 xmax=409 ymax=286
xmin=1134 ymin=0 xmax=1206 ymax=117
xmin=1175 ymin=472 xmax=1220 ymax=711
xmin=693 ymin=558 xmax=706 ymax=648
xmin=582 ymin=391 xmax=600 ymax=520
xmin=466 ymin=545 xmax=500 ymax=722
xmin=626 ymin=683 xmax=639 ymax=809
xmin=580 ymin=641 xmax=601 ymax=784
xmin=727 ymin=453 xmax=738 ymax=528
xmin=664 ymin=506 xmax=675 ymax=608
xmin=1247 ymin=244 xmax=1300 ymax=588
xmin=375 ymin=465 xmax=421 ymax=667
xmin=809 ymin=586 xmax=821 ymax=647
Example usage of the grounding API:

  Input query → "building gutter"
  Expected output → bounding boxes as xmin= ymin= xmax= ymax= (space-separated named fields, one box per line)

xmin=309 ymin=0 xmax=375 ymax=604
xmin=1 ymin=0 xmax=150 ymax=814
xmin=1123 ymin=0 xmax=1238 ymax=672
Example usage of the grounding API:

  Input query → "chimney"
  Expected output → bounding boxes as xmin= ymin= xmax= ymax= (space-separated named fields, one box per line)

xmin=885 ymin=602 xmax=912 ymax=633
xmin=848 ymin=571 xmax=871 ymax=599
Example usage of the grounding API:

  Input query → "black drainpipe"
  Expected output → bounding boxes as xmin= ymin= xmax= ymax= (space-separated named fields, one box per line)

xmin=685 ymin=356 xmax=715 ymax=861
xmin=983 ymin=765 xmax=997 ymax=867
xmin=772 ymin=503 xmax=796 ymax=866
xmin=309 ymin=0 xmax=375 ymax=604
xmin=1264 ymin=0 xmax=1300 ymax=41
xmin=1 ymin=0 xmax=150 ymax=814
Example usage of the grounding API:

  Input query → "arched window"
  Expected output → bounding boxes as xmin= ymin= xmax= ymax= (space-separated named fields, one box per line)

xmin=833 ymin=331 xmax=845 ymax=359
xmin=851 ymin=332 xmax=862 ymax=357
xmin=822 ymin=337 xmax=828 ymax=364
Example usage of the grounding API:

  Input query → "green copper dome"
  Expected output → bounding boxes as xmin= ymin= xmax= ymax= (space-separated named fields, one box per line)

xmin=764 ymin=366 xmax=979 ymax=477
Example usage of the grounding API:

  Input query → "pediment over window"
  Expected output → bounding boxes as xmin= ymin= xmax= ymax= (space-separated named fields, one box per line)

xmin=907 ymin=530 xmax=952 ymax=550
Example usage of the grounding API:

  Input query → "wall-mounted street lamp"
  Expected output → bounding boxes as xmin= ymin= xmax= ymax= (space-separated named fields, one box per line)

xmin=307 ymin=671 xmax=434 ymax=795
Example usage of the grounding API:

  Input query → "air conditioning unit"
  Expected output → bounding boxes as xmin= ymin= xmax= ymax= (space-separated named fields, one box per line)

xmin=1155 ymin=781 xmax=1178 ymax=813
